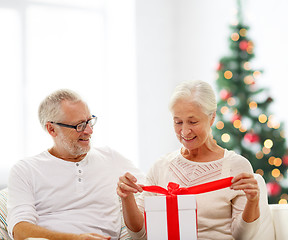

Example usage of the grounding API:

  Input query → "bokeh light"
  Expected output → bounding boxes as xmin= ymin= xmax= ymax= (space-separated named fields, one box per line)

xmin=224 ymin=70 xmax=233 ymax=79
xmin=233 ymin=119 xmax=242 ymax=128
xmin=249 ymin=101 xmax=258 ymax=110
xmin=244 ymin=75 xmax=254 ymax=85
xmin=256 ymin=151 xmax=264 ymax=159
xmin=272 ymin=168 xmax=280 ymax=178
xmin=264 ymin=139 xmax=273 ymax=149
xmin=239 ymin=28 xmax=247 ymax=37
xmin=258 ymin=114 xmax=267 ymax=123
xmin=216 ymin=121 xmax=224 ymax=130
xmin=221 ymin=106 xmax=229 ymax=114
xmin=231 ymin=32 xmax=240 ymax=41
xmin=221 ymin=133 xmax=230 ymax=143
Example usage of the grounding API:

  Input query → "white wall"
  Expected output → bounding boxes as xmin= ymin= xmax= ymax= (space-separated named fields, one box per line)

xmin=0 ymin=0 xmax=139 ymax=187
xmin=1 ymin=0 xmax=287 ymax=187
xmin=247 ymin=0 xmax=288 ymax=134
xmin=136 ymin=0 xmax=180 ymax=172
xmin=135 ymin=0 xmax=288 ymax=173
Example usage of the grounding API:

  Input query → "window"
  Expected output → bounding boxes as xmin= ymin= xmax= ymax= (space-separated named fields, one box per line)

xmin=0 ymin=0 xmax=138 ymax=187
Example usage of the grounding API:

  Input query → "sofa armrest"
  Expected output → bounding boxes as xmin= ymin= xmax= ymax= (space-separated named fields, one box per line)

xmin=0 ymin=188 xmax=12 ymax=240
xmin=269 ymin=204 xmax=288 ymax=240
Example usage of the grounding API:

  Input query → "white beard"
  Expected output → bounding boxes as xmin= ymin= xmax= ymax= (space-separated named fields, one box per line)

xmin=57 ymin=130 xmax=91 ymax=157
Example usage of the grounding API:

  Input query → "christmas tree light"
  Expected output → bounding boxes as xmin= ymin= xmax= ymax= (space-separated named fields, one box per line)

xmin=212 ymin=0 xmax=288 ymax=204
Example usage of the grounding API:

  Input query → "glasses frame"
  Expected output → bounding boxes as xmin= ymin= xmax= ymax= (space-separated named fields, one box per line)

xmin=50 ymin=115 xmax=97 ymax=132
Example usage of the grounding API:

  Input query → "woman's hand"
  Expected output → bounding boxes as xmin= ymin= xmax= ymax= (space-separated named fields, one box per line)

xmin=231 ymin=173 xmax=260 ymax=222
xmin=231 ymin=173 xmax=259 ymax=202
xmin=117 ymin=172 xmax=144 ymax=199
xmin=117 ymin=173 xmax=145 ymax=232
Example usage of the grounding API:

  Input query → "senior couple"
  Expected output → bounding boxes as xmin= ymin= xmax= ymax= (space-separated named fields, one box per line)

xmin=7 ymin=80 xmax=273 ymax=240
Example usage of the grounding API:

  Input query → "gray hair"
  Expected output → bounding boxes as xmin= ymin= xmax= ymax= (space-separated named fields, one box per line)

xmin=169 ymin=80 xmax=217 ymax=116
xmin=38 ymin=89 xmax=83 ymax=131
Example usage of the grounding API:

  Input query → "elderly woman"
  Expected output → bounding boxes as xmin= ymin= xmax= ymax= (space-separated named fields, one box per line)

xmin=117 ymin=80 xmax=269 ymax=240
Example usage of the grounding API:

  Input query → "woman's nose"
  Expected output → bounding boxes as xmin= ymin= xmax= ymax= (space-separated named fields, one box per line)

xmin=181 ymin=125 xmax=191 ymax=135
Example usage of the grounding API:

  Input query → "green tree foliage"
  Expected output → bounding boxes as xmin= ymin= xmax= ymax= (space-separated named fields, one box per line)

xmin=212 ymin=1 xmax=288 ymax=204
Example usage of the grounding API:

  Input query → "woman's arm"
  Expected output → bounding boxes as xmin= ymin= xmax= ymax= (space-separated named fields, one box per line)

xmin=117 ymin=172 xmax=145 ymax=232
xmin=231 ymin=173 xmax=260 ymax=222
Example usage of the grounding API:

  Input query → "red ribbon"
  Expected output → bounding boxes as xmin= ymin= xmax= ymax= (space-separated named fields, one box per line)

xmin=143 ymin=177 xmax=233 ymax=240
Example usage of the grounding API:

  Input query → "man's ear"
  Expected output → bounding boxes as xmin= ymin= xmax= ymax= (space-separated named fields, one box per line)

xmin=46 ymin=122 xmax=57 ymax=137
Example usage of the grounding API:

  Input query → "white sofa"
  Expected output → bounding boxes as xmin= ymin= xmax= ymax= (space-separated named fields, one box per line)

xmin=269 ymin=204 xmax=288 ymax=239
xmin=1 ymin=175 xmax=288 ymax=240
xmin=253 ymin=174 xmax=288 ymax=240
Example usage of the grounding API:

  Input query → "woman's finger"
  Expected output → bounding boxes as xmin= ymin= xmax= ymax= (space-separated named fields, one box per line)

xmin=119 ymin=172 xmax=143 ymax=192
xmin=231 ymin=173 xmax=254 ymax=183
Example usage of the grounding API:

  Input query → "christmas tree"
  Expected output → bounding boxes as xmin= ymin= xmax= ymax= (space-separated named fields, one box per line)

xmin=212 ymin=0 xmax=288 ymax=204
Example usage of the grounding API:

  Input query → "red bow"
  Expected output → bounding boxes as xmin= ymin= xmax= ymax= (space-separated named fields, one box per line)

xmin=142 ymin=177 xmax=233 ymax=196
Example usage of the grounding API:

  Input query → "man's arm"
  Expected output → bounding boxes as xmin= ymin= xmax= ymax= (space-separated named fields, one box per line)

xmin=13 ymin=222 xmax=110 ymax=240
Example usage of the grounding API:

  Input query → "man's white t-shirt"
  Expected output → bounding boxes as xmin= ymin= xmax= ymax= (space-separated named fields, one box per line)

xmin=7 ymin=146 xmax=144 ymax=240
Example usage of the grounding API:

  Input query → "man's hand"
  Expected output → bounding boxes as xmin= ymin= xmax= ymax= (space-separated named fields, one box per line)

xmin=79 ymin=233 xmax=111 ymax=240
xmin=14 ymin=221 xmax=111 ymax=240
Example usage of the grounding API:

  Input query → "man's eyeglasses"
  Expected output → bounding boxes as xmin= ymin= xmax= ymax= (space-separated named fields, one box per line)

xmin=50 ymin=115 xmax=97 ymax=132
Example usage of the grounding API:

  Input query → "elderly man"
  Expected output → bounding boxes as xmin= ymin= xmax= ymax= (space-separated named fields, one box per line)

xmin=7 ymin=89 xmax=144 ymax=240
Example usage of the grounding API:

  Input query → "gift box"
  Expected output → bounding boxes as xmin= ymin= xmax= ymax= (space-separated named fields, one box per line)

xmin=142 ymin=177 xmax=233 ymax=240
xmin=144 ymin=194 xmax=197 ymax=240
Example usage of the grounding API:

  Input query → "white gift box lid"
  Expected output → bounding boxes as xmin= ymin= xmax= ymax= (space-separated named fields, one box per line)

xmin=144 ymin=194 xmax=196 ymax=211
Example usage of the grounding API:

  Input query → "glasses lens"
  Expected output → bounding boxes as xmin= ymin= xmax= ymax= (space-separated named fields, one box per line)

xmin=88 ymin=117 xmax=97 ymax=127
xmin=76 ymin=117 xmax=97 ymax=132
xmin=76 ymin=122 xmax=86 ymax=132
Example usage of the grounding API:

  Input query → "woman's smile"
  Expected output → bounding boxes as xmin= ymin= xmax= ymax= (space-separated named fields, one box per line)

xmin=181 ymin=135 xmax=197 ymax=141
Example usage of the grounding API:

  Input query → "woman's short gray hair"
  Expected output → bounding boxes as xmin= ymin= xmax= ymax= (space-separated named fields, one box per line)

xmin=38 ymin=89 xmax=83 ymax=131
xmin=169 ymin=80 xmax=217 ymax=116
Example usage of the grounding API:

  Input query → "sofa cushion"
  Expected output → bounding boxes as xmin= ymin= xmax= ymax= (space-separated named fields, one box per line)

xmin=0 ymin=188 xmax=11 ymax=240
